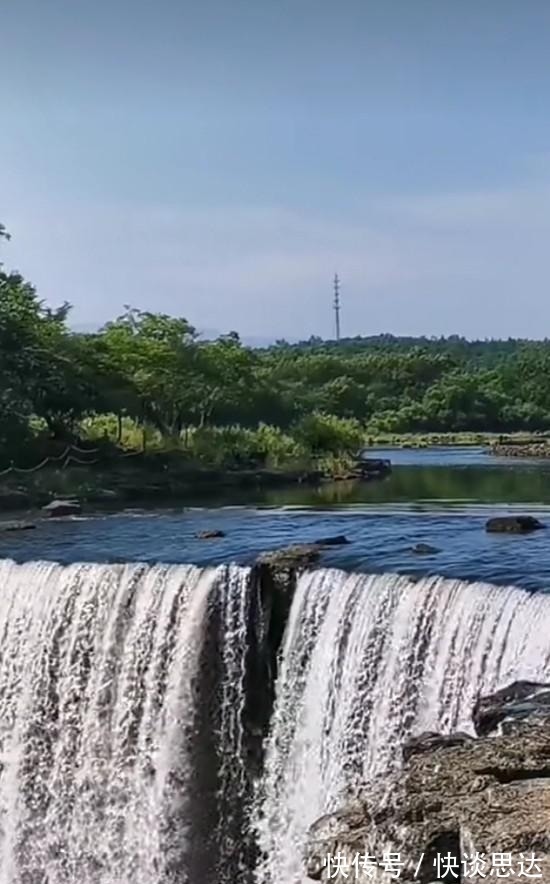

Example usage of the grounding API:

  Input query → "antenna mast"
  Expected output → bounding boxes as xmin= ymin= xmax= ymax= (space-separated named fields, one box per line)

xmin=333 ymin=273 xmax=341 ymax=341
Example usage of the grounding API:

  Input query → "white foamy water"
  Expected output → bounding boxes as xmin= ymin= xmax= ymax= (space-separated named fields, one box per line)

xmin=0 ymin=559 xmax=549 ymax=883
xmin=0 ymin=558 xmax=251 ymax=884
xmin=255 ymin=569 xmax=550 ymax=883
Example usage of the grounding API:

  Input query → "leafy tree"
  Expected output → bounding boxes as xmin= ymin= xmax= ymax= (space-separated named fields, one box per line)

xmin=6 ymin=217 xmax=550 ymax=467
xmin=99 ymin=308 xmax=198 ymax=440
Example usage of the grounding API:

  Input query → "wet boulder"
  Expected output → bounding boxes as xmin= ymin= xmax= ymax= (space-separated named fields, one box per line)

xmin=473 ymin=680 xmax=550 ymax=736
xmin=485 ymin=515 xmax=545 ymax=533
xmin=411 ymin=542 xmax=441 ymax=555
xmin=403 ymin=731 xmax=473 ymax=762
xmin=254 ymin=545 xmax=322 ymax=632
xmin=257 ymin=544 xmax=321 ymax=570
xmin=314 ymin=535 xmax=350 ymax=546
xmin=306 ymin=684 xmax=550 ymax=882
xmin=248 ymin=545 xmax=323 ymax=775
xmin=196 ymin=529 xmax=226 ymax=539
xmin=0 ymin=520 xmax=36 ymax=533
xmin=42 ymin=499 xmax=82 ymax=517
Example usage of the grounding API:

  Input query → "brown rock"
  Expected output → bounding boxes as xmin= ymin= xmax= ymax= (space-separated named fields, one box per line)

xmin=257 ymin=544 xmax=321 ymax=570
xmin=306 ymin=685 xmax=550 ymax=882
xmin=473 ymin=680 xmax=550 ymax=736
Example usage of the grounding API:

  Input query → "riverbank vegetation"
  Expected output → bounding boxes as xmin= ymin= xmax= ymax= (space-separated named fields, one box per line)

xmin=3 ymin=227 xmax=550 ymax=488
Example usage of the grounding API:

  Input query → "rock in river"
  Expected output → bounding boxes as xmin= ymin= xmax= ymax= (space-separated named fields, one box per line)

xmin=485 ymin=515 xmax=545 ymax=533
xmin=42 ymin=499 xmax=82 ymax=518
xmin=411 ymin=542 xmax=441 ymax=555
xmin=313 ymin=535 xmax=350 ymax=546
xmin=0 ymin=521 xmax=36 ymax=533
xmin=196 ymin=529 xmax=226 ymax=539
xmin=256 ymin=544 xmax=321 ymax=575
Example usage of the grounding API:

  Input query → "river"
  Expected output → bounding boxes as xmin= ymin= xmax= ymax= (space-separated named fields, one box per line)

xmin=2 ymin=446 xmax=550 ymax=590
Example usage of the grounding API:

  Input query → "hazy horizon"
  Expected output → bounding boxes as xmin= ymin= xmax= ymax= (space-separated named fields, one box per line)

xmin=3 ymin=0 xmax=550 ymax=340
xmin=67 ymin=320 xmax=550 ymax=347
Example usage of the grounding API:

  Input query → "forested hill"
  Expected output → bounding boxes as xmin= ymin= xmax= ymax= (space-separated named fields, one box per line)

xmin=3 ymin=228 xmax=550 ymax=470
xmin=267 ymin=334 xmax=550 ymax=363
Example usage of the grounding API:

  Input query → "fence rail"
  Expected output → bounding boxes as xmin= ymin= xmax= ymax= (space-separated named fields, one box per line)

xmin=0 ymin=444 xmax=101 ymax=476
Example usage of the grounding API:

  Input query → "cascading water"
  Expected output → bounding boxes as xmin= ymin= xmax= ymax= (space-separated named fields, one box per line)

xmin=0 ymin=558 xmax=253 ymax=884
xmin=0 ymin=557 xmax=549 ymax=884
xmin=255 ymin=568 xmax=550 ymax=884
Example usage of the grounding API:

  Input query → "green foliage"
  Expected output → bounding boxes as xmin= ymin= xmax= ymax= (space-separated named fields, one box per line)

xmin=292 ymin=413 xmax=364 ymax=455
xmin=0 ymin=270 xmax=94 ymax=455
xmin=187 ymin=424 xmax=307 ymax=469
xmin=7 ymin=221 xmax=550 ymax=471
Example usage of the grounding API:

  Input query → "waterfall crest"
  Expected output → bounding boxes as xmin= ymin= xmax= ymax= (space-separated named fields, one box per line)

xmin=0 ymin=558 xmax=253 ymax=884
xmin=255 ymin=568 xmax=550 ymax=884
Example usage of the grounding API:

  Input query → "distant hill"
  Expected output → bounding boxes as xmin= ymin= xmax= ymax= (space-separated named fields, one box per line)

xmin=261 ymin=333 xmax=550 ymax=362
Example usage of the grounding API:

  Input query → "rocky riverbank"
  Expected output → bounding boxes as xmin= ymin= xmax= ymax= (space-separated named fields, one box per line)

xmin=0 ymin=466 xmax=324 ymax=512
xmin=0 ymin=456 xmax=392 ymax=513
xmin=491 ymin=441 xmax=550 ymax=458
xmin=306 ymin=681 xmax=550 ymax=881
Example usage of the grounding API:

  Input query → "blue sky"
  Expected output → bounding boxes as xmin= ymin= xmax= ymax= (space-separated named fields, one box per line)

xmin=2 ymin=0 xmax=550 ymax=340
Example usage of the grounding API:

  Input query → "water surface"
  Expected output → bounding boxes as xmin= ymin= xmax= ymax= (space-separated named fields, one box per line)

xmin=3 ymin=447 xmax=550 ymax=590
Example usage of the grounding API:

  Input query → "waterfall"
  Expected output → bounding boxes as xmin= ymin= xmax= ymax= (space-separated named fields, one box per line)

xmin=1 ymin=557 xmax=550 ymax=884
xmin=255 ymin=568 xmax=550 ymax=884
xmin=0 ymin=558 xmax=253 ymax=884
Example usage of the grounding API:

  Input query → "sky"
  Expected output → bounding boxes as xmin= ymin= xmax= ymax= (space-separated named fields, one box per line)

xmin=2 ymin=0 xmax=550 ymax=341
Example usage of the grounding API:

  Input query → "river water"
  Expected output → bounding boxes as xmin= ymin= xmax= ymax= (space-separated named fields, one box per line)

xmin=2 ymin=447 xmax=550 ymax=590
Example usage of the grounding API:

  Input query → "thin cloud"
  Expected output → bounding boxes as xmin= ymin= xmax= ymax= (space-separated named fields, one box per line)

xmin=3 ymin=171 xmax=550 ymax=339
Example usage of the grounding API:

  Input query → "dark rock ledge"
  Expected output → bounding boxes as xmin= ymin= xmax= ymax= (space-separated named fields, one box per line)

xmin=243 ymin=545 xmax=324 ymax=782
xmin=306 ymin=680 xmax=550 ymax=881
xmin=485 ymin=515 xmax=545 ymax=533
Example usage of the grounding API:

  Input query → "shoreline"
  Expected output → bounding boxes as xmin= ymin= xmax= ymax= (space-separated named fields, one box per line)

xmin=490 ymin=442 xmax=550 ymax=458
xmin=0 ymin=462 xmax=387 ymax=514
xmin=367 ymin=431 xmax=550 ymax=449
xmin=2 ymin=434 xmax=549 ymax=517
xmin=369 ymin=432 xmax=550 ymax=459
xmin=0 ymin=448 xmax=393 ymax=514
xmin=0 ymin=466 xmax=323 ymax=513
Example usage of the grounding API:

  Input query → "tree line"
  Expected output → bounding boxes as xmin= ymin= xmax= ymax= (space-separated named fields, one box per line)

xmin=2 ymin=229 xmax=550 ymax=469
